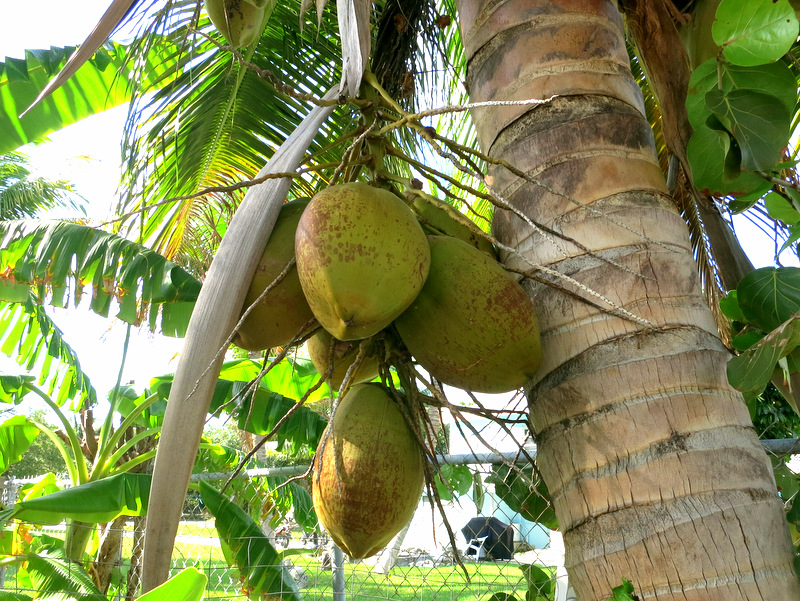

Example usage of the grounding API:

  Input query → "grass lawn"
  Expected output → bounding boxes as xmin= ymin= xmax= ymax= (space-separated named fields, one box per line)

xmin=195 ymin=554 xmax=533 ymax=601
xmin=2 ymin=522 xmax=549 ymax=601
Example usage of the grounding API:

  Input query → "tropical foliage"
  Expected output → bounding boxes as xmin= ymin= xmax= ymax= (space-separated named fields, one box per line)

xmin=2 ymin=0 xmax=800 ymax=598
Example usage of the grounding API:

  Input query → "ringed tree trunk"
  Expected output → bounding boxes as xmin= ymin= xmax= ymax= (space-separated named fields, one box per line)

xmin=454 ymin=1 xmax=800 ymax=599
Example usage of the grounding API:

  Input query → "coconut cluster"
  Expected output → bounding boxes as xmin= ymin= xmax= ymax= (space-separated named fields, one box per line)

xmin=235 ymin=181 xmax=542 ymax=558
xmin=237 ymin=181 xmax=542 ymax=394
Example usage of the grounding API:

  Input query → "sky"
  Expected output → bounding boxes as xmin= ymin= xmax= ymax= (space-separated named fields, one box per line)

xmin=0 ymin=1 xmax=796 ymax=411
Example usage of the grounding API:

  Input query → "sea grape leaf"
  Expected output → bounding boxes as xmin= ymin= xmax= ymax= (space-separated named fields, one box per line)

xmin=737 ymin=267 xmax=800 ymax=331
xmin=686 ymin=125 xmax=766 ymax=197
xmin=686 ymin=59 xmax=796 ymax=130
xmin=719 ymin=291 xmax=745 ymax=321
xmin=728 ymin=317 xmax=800 ymax=394
xmin=434 ymin=464 xmax=473 ymax=501
xmin=705 ymin=88 xmax=790 ymax=172
xmin=765 ymin=192 xmax=800 ymax=225
xmin=519 ymin=563 xmax=555 ymax=601
xmin=712 ymin=0 xmax=798 ymax=66
xmin=486 ymin=465 xmax=558 ymax=530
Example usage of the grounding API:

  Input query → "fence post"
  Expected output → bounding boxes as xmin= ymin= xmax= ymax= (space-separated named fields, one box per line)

xmin=332 ymin=545 xmax=346 ymax=601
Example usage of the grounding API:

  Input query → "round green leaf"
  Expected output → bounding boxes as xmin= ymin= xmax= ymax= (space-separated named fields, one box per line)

xmin=765 ymin=191 xmax=800 ymax=225
xmin=487 ymin=465 xmax=558 ymax=530
xmin=705 ymin=88 xmax=791 ymax=171
xmin=687 ymin=125 xmax=766 ymax=197
xmin=687 ymin=59 xmax=797 ymax=130
xmin=712 ymin=0 xmax=798 ymax=66
xmin=737 ymin=267 xmax=800 ymax=331
xmin=719 ymin=291 xmax=745 ymax=321
xmin=686 ymin=59 xmax=719 ymax=131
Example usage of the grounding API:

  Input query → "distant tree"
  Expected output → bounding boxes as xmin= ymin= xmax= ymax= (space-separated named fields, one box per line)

xmin=203 ymin=419 xmax=242 ymax=450
xmin=752 ymin=384 xmax=800 ymax=441
xmin=0 ymin=151 xmax=81 ymax=220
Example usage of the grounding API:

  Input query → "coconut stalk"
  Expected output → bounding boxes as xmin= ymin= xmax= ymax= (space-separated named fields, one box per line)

xmin=140 ymin=89 xmax=337 ymax=592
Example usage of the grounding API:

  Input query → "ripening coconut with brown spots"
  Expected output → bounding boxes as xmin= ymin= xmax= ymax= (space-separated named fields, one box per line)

xmin=295 ymin=183 xmax=430 ymax=341
xmin=312 ymin=383 xmax=424 ymax=558
xmin=395 ymin=235 xmax=542 ymax=393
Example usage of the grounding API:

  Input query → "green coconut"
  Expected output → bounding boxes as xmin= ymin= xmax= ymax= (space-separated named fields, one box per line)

xmin=411 ymin=194 xmax=497 ymax=259
xmin=395 ymin=235 xmax=542 ymax=393
xmin=234 ymin=199 xmax=314 ymax=351
xmin=307 ymin=330 xmax=381 ymax=390
xmin=205 ymin=0 xmax=266 ymax=47
xmin=312 ymin=383 xmax=424 ymax=558
xmin=295 ymin=183 xmax=431 ymax=341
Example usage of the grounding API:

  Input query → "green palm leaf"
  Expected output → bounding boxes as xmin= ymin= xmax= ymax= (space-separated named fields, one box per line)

xmin=22 ymin=546 xmax=101 ymax=601
xmin=117 ymin=0 xmax=348 ymax=268
xmin=0 ymin=152 xmax=81 ymax=220
xmin=0 ymin=220 xmax=201 ymax=335
xmin=0 ymin=39 xmax=178 ymax=155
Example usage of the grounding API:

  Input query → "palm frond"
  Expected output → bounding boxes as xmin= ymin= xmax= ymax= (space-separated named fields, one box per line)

xmin=0 ymin=152 xmax=82 ymax=220
xmin=22 ymin=546 xmax=101 ymax=601
xmin=116 ymin=0 xmax=349 ymax=268
xmin=0 ymin=220 xmax=201 ymax=335
xmin=20 ymin=0 xmax=142 ymax=116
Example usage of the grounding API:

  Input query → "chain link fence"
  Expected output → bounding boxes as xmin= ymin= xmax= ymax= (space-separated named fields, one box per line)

xmin=1 ymin=437 xmax=798 ymax=601
xmin=0 ymin=452 xmax=573 ymax=601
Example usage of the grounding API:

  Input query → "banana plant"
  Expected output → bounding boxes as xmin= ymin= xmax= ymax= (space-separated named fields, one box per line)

xmin=0 ymin=375 xmax=162 ymax=560
xmin=199 ymin=480 xmax=301 ymax=601
xmin=0 ymin=352 xmax=329 ymax=589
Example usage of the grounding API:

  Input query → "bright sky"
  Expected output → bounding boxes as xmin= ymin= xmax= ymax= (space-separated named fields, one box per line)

xmin=0 ymin=1 xmax=796 ymax=409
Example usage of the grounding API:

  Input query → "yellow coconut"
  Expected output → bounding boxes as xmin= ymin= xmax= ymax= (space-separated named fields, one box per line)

xmin=395 ymin=235 xmax=542 ymax=393
xmin=307 ymin=330 xmax=381 ymax=389
xmin=295 ymin=183 xmax=430 ymax=341
xmin=234 ymin=199 xmax=314 ymax=351
xmin=205 ymin=0 xmax=266 ymax=47
xmin=312 ymin=383 xmax=424 ymax=558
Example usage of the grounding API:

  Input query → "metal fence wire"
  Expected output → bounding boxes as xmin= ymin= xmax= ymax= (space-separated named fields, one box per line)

xmin=1 ymin=437 xmax=798 ymax=601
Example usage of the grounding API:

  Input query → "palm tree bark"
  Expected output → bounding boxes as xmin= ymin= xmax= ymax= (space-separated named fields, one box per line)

xmin=454 ymin=0 xmax=800 ymax=599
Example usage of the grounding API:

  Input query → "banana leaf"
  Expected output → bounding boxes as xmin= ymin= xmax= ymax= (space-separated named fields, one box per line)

xmin=200 ymin=480 xmax=301 ymax=601
xmin=137 ymin=567 xmax=207 ymax=601
xmin=150 ymin=358 xmax=329 ymax=453
xmin=0 ymin=39 xmax=178 ymax=155
xmin=0 ymin=415 xmax=39 ymax=473
xmin=0 ymin=473 xmax=151 ymax=525
xmin=0 ymin=301 xmax=97 ymax=407
xmin=0 ymin=220 xmax=201 ymax=336
xmin=0 ymin=374 xmax=34 ymax=403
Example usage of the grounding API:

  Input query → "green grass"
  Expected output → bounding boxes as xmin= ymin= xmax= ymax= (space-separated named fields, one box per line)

xmin=1 ymin=522 xmax=547 ymax=601
xmin=176 ymin=520 xmax=216 ymax=538
xmin=191 ymin=553 xmax=532 ymax=601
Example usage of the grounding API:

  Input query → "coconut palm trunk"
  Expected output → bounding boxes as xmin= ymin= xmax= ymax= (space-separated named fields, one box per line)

xmin=454 ymin=0 xmax=800 ymax=599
